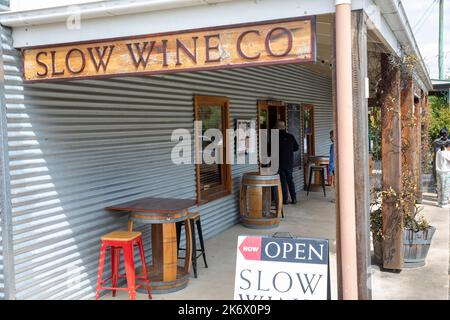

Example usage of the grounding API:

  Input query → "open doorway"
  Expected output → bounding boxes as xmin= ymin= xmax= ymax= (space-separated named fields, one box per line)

xmin=257 ymin=100 xmax=286 ymax=173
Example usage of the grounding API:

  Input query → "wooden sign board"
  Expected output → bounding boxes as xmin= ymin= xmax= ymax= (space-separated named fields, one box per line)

xmin=23 ymin=17 xmax=315 ymax=82
xmin=234 ymin=235 xmax=330 ymax=300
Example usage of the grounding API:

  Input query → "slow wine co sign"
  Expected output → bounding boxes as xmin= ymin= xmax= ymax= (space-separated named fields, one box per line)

xmin=234 ymin=235 xmax=329 ymax=300
xmin=23 ymin=17 xmax=315 ymax=82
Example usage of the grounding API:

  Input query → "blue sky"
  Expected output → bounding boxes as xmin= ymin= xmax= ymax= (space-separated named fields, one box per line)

xmin=403 ymin=0 xmax=450 ymax=79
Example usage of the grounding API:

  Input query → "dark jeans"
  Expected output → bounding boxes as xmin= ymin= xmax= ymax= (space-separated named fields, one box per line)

xmin=278 ymin=168 xmax=296 ymax=203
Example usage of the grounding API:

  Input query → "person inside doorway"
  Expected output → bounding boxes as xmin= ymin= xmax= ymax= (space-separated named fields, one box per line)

xmin=276 ymin=120 xmax=299 ymax=205
xmin=436 ymin=140 xmax=450 ymax=208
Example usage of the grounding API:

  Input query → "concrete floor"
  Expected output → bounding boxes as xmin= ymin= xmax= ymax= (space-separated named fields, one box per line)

xmin=103 ymin=190 xmax=449 ymax=300
xmin=371 ymin=193 xmax=449 ymax=300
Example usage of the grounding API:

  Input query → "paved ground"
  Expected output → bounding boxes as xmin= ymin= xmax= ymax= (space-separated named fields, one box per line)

xmin=371 ymin=193 xmax=449 ymax=300
xmin=104 ymin=190 xmax=338 ymax=300
xmin=103 ymin=190 xmax=449 ymax=300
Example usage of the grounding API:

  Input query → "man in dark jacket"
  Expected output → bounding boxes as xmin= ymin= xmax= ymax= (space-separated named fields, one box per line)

xmin=276 ymin=120 xmax=299 ymax=204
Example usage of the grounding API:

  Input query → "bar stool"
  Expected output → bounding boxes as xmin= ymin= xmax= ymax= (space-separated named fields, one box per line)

xmin=95 ymin=231 xmax=152 ymax=300
xmin=307 ymin=165 xmax=327 ymax=197
xmin=176 ymin=213 xmax=208 ymax=278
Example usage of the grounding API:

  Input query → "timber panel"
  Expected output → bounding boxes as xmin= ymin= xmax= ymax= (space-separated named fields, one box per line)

xmin=380 ymin=53 xmax=403 ymax=270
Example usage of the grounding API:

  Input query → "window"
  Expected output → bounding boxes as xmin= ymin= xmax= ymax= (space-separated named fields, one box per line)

xmin=302 ymin=104 xmax=315 ymax=157
xmin=194 ymin=95 xmax=231 ymax=203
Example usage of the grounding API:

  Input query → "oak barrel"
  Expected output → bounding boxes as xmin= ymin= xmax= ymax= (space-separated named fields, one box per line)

xmin=240 ymin=172 xmax=283 ymax=229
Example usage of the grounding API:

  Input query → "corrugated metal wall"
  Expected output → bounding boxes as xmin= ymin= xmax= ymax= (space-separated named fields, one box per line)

xmin=0 ymin=25 xmax=7 ymax=301
xmin=1 ymin=27 xmax=332 ymax=299
xmin=0 ymin=212 xmax=3 ymax=300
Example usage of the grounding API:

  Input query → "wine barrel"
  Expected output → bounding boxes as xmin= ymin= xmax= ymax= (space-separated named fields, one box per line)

xmin=403 ymin=226 xmax=436 ymax=268
xmin=240 ymin=172 xmax=283 ymax=229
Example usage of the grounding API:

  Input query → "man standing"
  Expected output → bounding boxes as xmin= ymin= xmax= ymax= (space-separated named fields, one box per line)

xmin=276 ymin=120 xmax=299 ymax=205
xmin=433 ymin=128 xmax=449 ymax=186
xmin=436 ymin=140 xmax=450 ymax=208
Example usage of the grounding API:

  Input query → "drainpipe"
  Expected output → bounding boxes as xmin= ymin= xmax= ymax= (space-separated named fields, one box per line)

xmin=335 ymin=0 xmax=358 ymax=300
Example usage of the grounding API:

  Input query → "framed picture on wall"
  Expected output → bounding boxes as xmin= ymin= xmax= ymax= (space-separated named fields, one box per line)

xmin=236 ymin=119 xmax=257 ymax=155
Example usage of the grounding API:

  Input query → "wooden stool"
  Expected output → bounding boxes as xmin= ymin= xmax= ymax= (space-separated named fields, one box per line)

xmin=176 ymin=213 xmax=208 ymax=278
xmin=307 ymin=165 xmax=327 ymax=197
xmin=95 ymin=231 xmax=152 ymax=300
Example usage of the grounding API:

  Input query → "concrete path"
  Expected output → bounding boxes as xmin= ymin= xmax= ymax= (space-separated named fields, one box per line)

xmin=104 ymin=190 xmax=338 ymax=300
xmin=103 ymin=190 xmax=449 ymax=300
xmin=371 ymin=193 xmax=449 ymax=300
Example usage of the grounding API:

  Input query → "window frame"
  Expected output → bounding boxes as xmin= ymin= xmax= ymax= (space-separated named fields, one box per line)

xmin=194 ymin=95 xmax=232 ymax=203
xmin=257 ymin=100 xmax=286 ymax=174
xmin=301 ymin=104 xmax=315 ymax=157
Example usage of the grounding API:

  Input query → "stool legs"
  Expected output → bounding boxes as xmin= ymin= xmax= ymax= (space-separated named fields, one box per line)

xmin=176 ymin=217 xmax=207 ymax=278
xmin=321 ymin=168 xmax=326 ymax=197
xmin=191 ymin=219 xmax=197 ymax=278
xmin=137 ymin=238 xmax=152 ymax=299
xmin=123 ymin=242 xmax=136 ymax=300
xmin=176 ymin=221 xmax=182 ymax=249
xmin=95 ymin=242 xmax=107 ymax=300
xmin=196 ymin=219 xmax=208 ymax=269
xmin=307 ymin=166 xmax=313 ymax=196
xmin=184 ymin=220 xmax=192 ymax=274
xmin=110 ymin=247 xmax=121 ymax=297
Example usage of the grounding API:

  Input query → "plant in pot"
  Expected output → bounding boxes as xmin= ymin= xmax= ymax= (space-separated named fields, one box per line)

xmin=370 ymin=173 xmax=436 ymax=268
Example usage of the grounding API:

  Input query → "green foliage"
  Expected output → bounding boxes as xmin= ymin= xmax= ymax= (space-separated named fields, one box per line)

xmin=370 ymin=173 xmax=431 ymax=241
xmin=429 ymin=96 xmax=450 ymax=142
xmin=369 ymin=107 xmax=382 ymax=160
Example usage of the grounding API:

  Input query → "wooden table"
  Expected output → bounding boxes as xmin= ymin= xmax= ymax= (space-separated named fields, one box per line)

xmin=106 ymin=197 xmax=197 ymax=293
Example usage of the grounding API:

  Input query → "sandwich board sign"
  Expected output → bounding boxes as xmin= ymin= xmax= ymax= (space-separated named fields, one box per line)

xmin=234 ymin=234 xmax=330 ymax=300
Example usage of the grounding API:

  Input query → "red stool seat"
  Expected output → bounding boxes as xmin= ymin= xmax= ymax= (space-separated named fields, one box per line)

xmin=96 ymin=231 xmax=152 ymax=300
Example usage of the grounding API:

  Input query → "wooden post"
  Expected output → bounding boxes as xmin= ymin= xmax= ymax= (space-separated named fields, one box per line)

xmin=415 ymin=91 xmax=423 ymax=203
xmin=331 ymin=14 xmax=343 ymax=300
xmin=336 ymin=1 xmax=359 ymax=299
xmin=421 ymin=94 xmax=430 ymax=185
xmin=401 ymin=76 xmax=415 ymax=218
xmin=351 ymin=10 xmax=371 ymax=300
xmin=380 ymin=53 xmax=403 ymax=270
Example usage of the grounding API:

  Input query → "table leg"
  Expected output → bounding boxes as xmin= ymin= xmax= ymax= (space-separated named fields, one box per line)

xmin=151 ymin=223 xmax=178 ymax=283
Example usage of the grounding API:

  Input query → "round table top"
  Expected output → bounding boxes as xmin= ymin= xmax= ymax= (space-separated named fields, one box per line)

xmin=106 ymin=197 xmax=197 ymax=224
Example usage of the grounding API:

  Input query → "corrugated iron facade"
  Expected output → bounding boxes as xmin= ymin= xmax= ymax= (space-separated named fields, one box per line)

xmin=0 ymin=215 xmax=3 ymax=300
xmin=0 ymin=26 xmax=332 ymax=299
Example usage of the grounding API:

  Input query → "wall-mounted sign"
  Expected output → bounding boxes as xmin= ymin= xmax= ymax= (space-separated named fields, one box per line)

xmin=234 ymin=235 xmax=329 ymax=300
xmin=23 ymin=17 xmax=315 ymax=82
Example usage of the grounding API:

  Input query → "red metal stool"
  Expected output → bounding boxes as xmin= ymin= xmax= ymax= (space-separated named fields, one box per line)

xmin=95 ymin=231 xmax=152 ymax=300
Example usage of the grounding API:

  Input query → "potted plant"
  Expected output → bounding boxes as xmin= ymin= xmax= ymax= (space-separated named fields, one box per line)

xmin=370 ymin=173 xmax=435 ymax=268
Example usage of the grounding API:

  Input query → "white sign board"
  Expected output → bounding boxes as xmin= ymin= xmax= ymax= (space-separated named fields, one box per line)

xmin=234 ymin=235 xmax=329 ymax=300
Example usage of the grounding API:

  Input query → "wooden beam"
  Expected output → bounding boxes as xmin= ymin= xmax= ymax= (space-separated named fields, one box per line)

xmin=421 ymin=94 xmax=431 ymax=191
xmin=415 ymin=91 xmax=423 ymax=203
xmin=351 ymin=10 xmax=371 ymax=300
xmin=401 ymin=76 xmax=415 ymax=217
xmin=380 ymin=53 xmax=403 ymax=270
